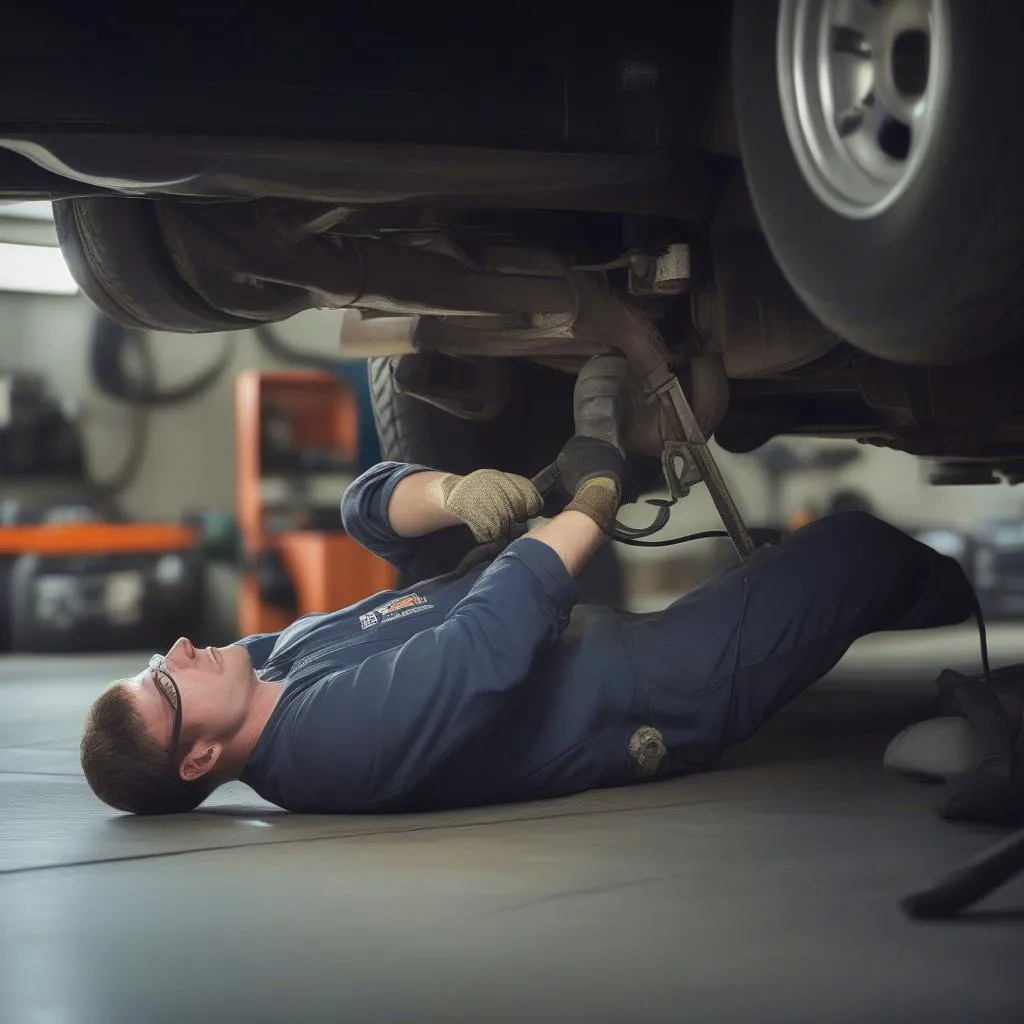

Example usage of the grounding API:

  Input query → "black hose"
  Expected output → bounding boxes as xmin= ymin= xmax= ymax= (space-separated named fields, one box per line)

xmin=970 ymin=591 xmax=992 ymax=681
xmin=86 ymin=319 xmax=332 ymax=495
xmin=87 ymin=315 xmax=232 ymax=494
xmin=613 ymin=528 xmax=730 ymax=548
xmin=89 ymin=387 xmax=150 ymax=496
xmin=90 ymin=315 xmax=232 ymax=406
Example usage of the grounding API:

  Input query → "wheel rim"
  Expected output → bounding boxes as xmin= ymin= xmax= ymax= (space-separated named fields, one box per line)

xmin=777 ymin=0 xmax=950 ymax=219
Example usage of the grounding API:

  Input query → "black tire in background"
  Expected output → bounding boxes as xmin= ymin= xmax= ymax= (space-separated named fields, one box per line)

xmin=733 ymin=0 xmax=1024 ymax=365
xmin=369 ymin=355 xmax=591 ymax=477
xmin=368 ymin=355 xmax=493 ymax=475
xmin=367 ymin=356 xmax=627 ymax=605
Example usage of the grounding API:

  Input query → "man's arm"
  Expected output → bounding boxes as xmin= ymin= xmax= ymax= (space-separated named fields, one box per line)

xmin=292 ymin=459 xmax=616 ymax=810
xmin=341 ymin=462 xmax=479 ymax=580
xmin=527 ymin=509 xmax=607 ymax=578
xmin=291 ymin=509 xmax=593 ymax=810
xmin=385 ymin=470 xmax=463 ymax=537
xmin=342 ymin=461 xmax=545 ymax=581
xmin=293 ymin=439 xmax=623 ymax=809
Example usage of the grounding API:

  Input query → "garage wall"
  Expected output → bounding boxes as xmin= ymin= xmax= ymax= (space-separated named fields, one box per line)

xmin=2 ymin=291 xmax=1022 ymax=533
xmin=0 ymin=293 xmax=348 ymax=521
xmin=778 ymin=443 xmax=1024 ymax=530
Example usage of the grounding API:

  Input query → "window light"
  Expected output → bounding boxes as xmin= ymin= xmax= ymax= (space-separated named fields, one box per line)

xmin=0 ymin=201 xmax=55 ymax=221
xmin=0 ymin=241 xmax=78 ymax=295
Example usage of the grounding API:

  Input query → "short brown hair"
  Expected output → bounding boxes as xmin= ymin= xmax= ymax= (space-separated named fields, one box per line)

xmin=80 ymin=681 xmax=217 ymax=814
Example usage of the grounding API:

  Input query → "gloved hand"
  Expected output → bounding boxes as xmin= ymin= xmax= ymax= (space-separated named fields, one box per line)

xmin=440 ymin=469 xmax=543 ymax=543
xmin=553 ymin=435 xmax=626 ymax=533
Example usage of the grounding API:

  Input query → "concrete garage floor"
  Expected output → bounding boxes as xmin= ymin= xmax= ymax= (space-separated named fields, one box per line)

xmin=2 ymin=628 xmax=1023 ymax=1023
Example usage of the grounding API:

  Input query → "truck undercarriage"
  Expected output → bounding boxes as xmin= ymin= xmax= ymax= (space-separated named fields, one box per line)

xmin=3 ymin=0 xmax=1023 ymax=496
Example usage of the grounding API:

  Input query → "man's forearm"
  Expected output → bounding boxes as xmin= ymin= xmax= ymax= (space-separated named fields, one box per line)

xmin=525 ymin=510 xmax=606 ymax=578
xmin=385 ymin=464 xmax=608 ymax=573
xmin=386 ymin=471 xmax=464 ymax=538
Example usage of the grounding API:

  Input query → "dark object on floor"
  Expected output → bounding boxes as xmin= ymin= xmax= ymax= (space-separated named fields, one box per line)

xmin=934 ymin=663 xmax=1024 ymax=826
xmin=899 ymin=663 xmax=1024 ymax=920
xmin=902 ymin=828 xmax=1024 ymax=919
xmin=879 ymin=624 xmax=1024 ymax=918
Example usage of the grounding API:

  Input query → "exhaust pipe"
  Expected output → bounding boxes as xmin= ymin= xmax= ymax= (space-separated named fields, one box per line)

xmin=337 ymin=310 xmax=419 ymax=359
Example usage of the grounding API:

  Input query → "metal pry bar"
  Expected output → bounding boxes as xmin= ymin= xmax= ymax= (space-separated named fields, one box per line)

xmin=653 ymin=374 xmax=756 ymax=561
xmin=609 ymin=304 xmax=756 ymax=562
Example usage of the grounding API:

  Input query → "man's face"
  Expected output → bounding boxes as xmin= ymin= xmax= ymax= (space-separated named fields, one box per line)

xmin=128 ymin=638 xmax=256 ymax=771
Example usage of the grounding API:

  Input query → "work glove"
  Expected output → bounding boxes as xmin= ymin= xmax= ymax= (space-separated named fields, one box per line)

xmin=552 ymin=435 xmax=626 ymax=533
xmin=440 ymin=469 xmax=543 ymax=543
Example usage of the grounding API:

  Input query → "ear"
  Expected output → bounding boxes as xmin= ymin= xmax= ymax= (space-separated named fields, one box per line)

xmin=179 ymin=742 xmax=222 ymax=783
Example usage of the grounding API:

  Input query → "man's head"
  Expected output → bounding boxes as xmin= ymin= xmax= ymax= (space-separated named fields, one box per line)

xmin=80 ymin=637 xmax=257 ymax=814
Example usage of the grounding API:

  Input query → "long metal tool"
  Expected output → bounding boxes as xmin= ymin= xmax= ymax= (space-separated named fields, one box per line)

xmin=654 ymin=376 xmax=756 ymax=562
xmin=566 ymin=275 xmax=756 ymax=561
xmin=605 ymin=298 xmax=757 ymax=562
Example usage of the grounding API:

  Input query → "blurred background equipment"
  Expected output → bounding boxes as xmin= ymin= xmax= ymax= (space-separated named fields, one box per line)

xmin=3 ymin=523 xmax=202 ymax=653
xmin=957 ymin=519 xmax=1024 ymax=622
xmin=912 ymin=517 xmax=1024 ymax=622
xmin=235 ymin=369 xmax=396 ymax=636
xmin=749 ymin=440 xmax=870 ymax=531
xmin=87 ymin=314 xmax=233 ymax=495
xmin=0 ymin=336 xmax=210 ymax=653
xmin=0 ymin=373 xmax=85 ymax=479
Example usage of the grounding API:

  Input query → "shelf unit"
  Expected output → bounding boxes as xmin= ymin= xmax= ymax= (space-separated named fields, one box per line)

xmin=235 ymin=370 xmax=396 ymax=636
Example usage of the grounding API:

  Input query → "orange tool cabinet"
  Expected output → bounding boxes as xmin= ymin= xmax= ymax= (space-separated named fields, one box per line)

xmin=235 ymin=370 xmax=396 ymax=637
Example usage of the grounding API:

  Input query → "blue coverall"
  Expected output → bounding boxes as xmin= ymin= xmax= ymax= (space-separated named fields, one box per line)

xmin=237 ymin=462 xmax=975 ymax=813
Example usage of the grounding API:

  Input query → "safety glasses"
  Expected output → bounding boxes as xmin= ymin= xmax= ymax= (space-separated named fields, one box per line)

xmin=148 ymin=653 xmax=183 ymax=775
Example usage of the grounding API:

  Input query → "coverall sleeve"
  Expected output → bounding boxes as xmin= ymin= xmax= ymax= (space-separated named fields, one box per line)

xmin=289 ymin=536 xmax=579 ymax=810
xmin=340 ymin=461 xmax=478 ymax=581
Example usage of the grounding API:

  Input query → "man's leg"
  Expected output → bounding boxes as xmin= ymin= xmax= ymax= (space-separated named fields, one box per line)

xmin=619 ymin=512 xmax=977 ymax=769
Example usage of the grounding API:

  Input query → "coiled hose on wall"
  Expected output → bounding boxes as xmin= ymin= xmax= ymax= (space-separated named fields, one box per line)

xmin=87 ymin=315 xmax=233 ymax=493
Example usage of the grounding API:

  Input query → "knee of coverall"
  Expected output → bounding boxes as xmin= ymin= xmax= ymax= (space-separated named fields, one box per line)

xmin=798 ymin=511 xmax=975 ymax=629
xmin=799 ymin=510 xmax=908 ymax=552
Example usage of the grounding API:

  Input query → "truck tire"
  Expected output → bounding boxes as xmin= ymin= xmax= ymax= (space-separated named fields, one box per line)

xmin=368 ymin=355 xmax=588 ymax=477
xmin=733 ymin=0 xmax=1024 ymax=365
xmin=368 ymin=356 xmax=489 ymax=475
xmin=54 ymin=197 xmax=251 ymax=333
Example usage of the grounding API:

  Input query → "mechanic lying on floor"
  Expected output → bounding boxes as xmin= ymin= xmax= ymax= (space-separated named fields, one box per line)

xmin=81 ymin=435 xmax=976 ymax=815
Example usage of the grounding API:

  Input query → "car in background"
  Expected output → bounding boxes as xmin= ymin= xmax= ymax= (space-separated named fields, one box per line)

xmin=2 ymin=2 xmax=1023 ymax=491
